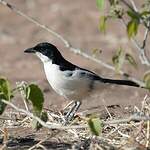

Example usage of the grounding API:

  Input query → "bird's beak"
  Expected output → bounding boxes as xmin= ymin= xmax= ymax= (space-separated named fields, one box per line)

xmin=24 ymin=47 xmax=36 ymax=53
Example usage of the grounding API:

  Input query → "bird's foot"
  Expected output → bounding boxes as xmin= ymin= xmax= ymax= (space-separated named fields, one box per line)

xmin=62 ymin=101 xmax=81 ymax=125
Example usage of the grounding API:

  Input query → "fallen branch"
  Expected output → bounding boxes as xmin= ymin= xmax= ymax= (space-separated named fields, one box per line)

xmin=104 ymin=114 xmax=150 ymax=125
xmin=2 ymin=100 xmax=88 ymax=130
xmin=2 ymin=100 xmax=150 ymax=130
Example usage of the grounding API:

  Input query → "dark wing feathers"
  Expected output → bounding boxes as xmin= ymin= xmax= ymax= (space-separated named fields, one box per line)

xmin=58 ymin=57 xmax=140 ymax=88
xmin=77 ymin=68 xmax=140 ymax=87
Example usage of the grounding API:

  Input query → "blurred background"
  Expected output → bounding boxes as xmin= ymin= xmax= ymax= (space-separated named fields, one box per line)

xmin=0 ymin=0 xmax=148 ymax=113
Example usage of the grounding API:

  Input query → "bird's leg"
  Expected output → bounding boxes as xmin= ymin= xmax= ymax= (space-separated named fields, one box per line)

xmin=61 ymin=101 xmax=75 ymax=118
xmin=64 ymin=101 xmax=81 ymax=124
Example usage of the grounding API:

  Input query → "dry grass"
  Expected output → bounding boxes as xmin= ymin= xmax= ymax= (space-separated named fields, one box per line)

xmin=0 ymin=96 xmax=149 ymax=149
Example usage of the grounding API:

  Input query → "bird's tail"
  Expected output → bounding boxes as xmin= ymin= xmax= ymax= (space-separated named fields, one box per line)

xmin=101 ymin=78 xmax=140 ymax=87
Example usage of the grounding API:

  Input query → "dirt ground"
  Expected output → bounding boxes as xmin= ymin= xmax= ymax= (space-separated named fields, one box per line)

xmin=0 ymin=0 xmax=150 ymax=149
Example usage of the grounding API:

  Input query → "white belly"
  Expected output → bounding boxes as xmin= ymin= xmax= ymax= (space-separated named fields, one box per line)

xmin=43 ymin=62 xmax=91 ymax=101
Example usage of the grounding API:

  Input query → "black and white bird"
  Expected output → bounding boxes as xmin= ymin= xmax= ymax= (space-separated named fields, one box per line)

xmin=24 ymin=42 xmax=140 ymax=122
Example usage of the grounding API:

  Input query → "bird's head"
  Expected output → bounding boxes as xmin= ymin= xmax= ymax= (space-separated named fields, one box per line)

xmin=24 ymin=42 xmax=62 ymax=63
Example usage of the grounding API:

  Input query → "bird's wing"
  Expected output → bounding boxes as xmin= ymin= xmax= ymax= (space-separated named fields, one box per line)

xmin=73 ymin=68 xmax=140 ymax=87
xmin=74 ymin=67 xmax=102 ymax=81
xmin=59 ymin=60 xmax=140 ymax=88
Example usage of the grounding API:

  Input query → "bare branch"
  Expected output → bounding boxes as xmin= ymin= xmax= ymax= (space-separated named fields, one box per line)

xmin=142 ymin=22 xmax=150 ymax=49
xmin=0 ymin=116 xmax=18 ymax=120
xmin=129 ymin=0 xmax=138 ymax=12
xmin=120 ymin=0 xmax=135 ymax=12
xmin=146 ymin=120 xmax=150 ymax=147
xmin=104 ymin=114 xmax=150 ymax=125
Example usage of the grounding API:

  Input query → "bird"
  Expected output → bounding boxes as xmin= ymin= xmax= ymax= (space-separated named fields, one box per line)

xmin=24 ymin=42 xmax=140 ymax=123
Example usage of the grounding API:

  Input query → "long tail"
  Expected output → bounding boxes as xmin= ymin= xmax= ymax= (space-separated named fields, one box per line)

xmin=101 ymin=78 xmax=140 ymax=87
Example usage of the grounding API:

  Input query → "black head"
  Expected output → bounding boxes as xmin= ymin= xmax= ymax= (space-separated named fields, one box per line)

xmin=24 ymin=42 xmax=77 ymax=70
xmin=24 ymin=42 xmax=62 ymax=60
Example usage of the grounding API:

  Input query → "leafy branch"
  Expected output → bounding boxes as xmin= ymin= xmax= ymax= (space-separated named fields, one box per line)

xmin=98 ymin=0 xmax=150 ymax=66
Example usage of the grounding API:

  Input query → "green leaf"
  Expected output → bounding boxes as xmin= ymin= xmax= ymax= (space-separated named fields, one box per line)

xmin=88 ymin=117 xmax=102 ymax=136
xmin=127 ymin=20 xmax=139 ymax=38
xmin=31 ymin=112 xmax=48 ymax=130
xmin=112 ymin=47 xmax=125 ymax=73
xmin=127 ymin=10 xmax=140 ymax=20
xmin=0 ymin=78 xmax=12 ymax=115
xmin=0 ymin=99 xmax=7 ymax=115
xmin=31 ymin=111 xmax=48 ymax=130
xmin=41 ymin=111 xmax=48 ymax=122
xmin=140 ymin=11 xmax=150 ymax=17
xmin=143 ymin=71 xmax=150 ymax=89
xmin=125 ymin=53 xmax=137 ymax=68
xmin=26 ymin=84 xmax=44 ymax=130
xmin=0 ymin=78 xmax=11 ymax=100
xmin=99 ymin=16 xmax=107 ymax=32
xmin=109 ymin=0 xmax=119 ymax=5
xmin=96 ymin=0 xmax=105 ymax=10
xmin=26 ymin=84 xmax=44 ymax=116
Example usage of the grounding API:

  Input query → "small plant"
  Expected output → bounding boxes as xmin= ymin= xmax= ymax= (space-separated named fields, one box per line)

xmin=0 ymin=77 xmax=12 ymax=114
xmin=0 ymin=77 xmax=48 ymax=130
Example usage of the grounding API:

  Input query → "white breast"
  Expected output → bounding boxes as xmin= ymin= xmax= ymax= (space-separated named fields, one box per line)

xmin=44 ymin=61 xmax=63 ymax=93
xmin=43 ymin=61 xmax=92 ymax=101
